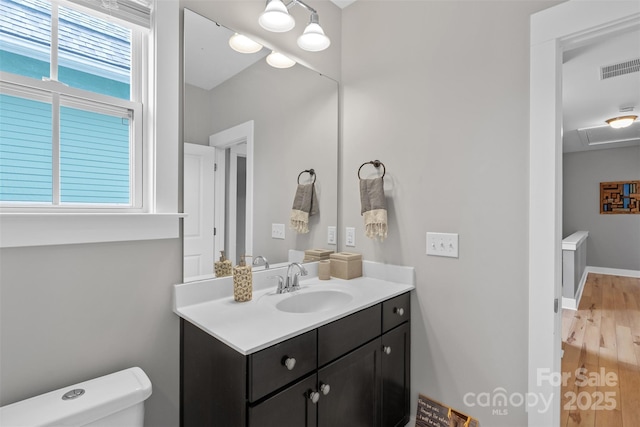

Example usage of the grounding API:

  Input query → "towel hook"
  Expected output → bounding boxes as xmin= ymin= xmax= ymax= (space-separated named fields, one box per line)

xmin=297 ymin=169 xmax=316 ymax=184
xmin=357 ymin=160 xmax=385 ymax=179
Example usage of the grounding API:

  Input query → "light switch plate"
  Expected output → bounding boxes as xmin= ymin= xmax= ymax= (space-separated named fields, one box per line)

xmin=272 ymin=223 xmax=285 ymax=240
xmin=328 ymin=226 xmax=337 ymax=245
xmin=346 ymin=227 xmax=356 ymax=247
xmin=426 ymin=232 xmax=459 ymax=258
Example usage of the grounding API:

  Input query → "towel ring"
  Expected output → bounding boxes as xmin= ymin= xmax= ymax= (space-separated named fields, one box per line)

xmin=357 ymin=160 xmax=385 ymax=179
xmin=297 ymin=169 xmax=316 ymax=184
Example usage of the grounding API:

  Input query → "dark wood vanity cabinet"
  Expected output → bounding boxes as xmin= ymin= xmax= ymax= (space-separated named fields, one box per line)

xmin=180 ymin=292 xmax=411 ymax=427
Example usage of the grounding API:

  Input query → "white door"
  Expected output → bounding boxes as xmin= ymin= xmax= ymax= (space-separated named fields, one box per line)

xmin=184 ymin=143 xmax=216 ymax=280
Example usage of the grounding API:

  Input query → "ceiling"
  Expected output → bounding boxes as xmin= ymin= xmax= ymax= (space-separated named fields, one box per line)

xmin=562 ymin=28 xmax=640 ymax=153
xmin=185 ymin=3 xmax=639 ymax=154
xmin=184 ymin=11 xmax=267 ymax=91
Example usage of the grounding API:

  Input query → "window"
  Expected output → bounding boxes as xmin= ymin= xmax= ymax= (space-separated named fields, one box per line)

xmin=0 ymin=0 xmax=144 ymax=210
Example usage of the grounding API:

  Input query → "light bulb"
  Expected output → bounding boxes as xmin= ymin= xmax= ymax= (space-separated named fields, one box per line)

xmin=606 ymin=115 xmax=637 ymax=129
xmin=229 ymin=33 xmax=263 ymax=54
xmin=297 ymin=22 xmax=330 ymax=52
xmin=259 ymin=0 xmax=295 ymax=33
xmin=266 ymin=51 xmax=296 ymax=69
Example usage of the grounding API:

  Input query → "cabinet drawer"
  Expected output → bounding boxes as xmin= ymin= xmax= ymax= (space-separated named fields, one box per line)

xmin=382 ymin=292 xmax=410 ymax=333
xmin=318 ymin=304 xmax=381 ymax=366
xmin=249 ymin=330 xmax=317 ymax=402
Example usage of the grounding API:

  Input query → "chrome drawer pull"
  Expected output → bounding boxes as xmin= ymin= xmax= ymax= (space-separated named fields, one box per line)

xmin=308 ymin=391 xmax=320 ymax=404
xmin=383 ymin=346 xmax=392 ymax=355
xmin=283 ymin=357 xmax=296 ymax=370
xmin=394 ymin=307 xmax=404 ymax=316
xmin=320 ymin=383 xmax=331 ymax=395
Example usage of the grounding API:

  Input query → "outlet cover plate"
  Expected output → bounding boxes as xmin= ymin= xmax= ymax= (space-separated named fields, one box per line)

xmin=346 ymin=227 xmax=356 ymax=247
xmin=328 ymin=226 xmax=337 ymax=245
xmin=272 ymin=223 xmax=285 ymax=240
xmin=426 ymin=232 xmax=459 ymax=258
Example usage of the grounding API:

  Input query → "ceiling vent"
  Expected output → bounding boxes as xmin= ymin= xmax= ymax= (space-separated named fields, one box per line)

xmin=600 ymin=58 xmax=640 ymax=80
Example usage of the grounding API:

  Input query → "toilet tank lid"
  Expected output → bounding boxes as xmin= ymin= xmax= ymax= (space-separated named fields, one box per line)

xmin=0 ymin=367 xmax=152 ymax=427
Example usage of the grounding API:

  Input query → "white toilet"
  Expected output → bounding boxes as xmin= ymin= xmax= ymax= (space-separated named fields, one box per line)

xmin=0 ymin=367 xmax=152 ymax=427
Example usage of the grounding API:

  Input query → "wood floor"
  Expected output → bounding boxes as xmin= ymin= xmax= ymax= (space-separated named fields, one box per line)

xmin=561 ymin=273 xmax=640 ymax=427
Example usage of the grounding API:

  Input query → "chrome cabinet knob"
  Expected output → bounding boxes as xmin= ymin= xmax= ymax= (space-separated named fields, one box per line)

xmin=308 ymin=391 xmax=320 ymax=404
xmin=394 ymin=307 xmax=404 ymax=316
xmin=383 ymin=346 xmax=392 ymax=355
xmin=283 ymin=357 xmax=296 ymax=370
xmin=320 ymin=383 xmax=331 ymax=395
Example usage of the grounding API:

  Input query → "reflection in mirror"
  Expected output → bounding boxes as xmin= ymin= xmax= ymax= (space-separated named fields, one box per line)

xmin=183 ymin=9 xmax=338 ymax=282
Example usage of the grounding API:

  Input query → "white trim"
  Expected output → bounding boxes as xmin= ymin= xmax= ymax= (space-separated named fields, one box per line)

xmin=0 ymin=213 xmax=183 ymax=248
xmin=209 ymin=121 xmax=254 ymax=266
xmin=561 ymin=267 xmax=589 ymax=311
xmin=561 ymin=230 xmax=588 ymax=251
xmin=584 ymin=266 xmax=640 ymax=278
xmin=529 ymin=2 xmax=640 ymax=427
xmin=562 ymin=266 xmax=640 ymax=310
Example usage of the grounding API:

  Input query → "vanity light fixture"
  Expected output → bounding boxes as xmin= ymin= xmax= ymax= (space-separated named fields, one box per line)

xmin=266 ymin=51 xmax=296 ymax=68
xmin=229 ymin=33 xmax=263 ymax=54
xmin=605 ymin=115 xmax=638 ymax=129
xmin=259 ymin=0 xmax=331 ymax=52
xmin=297 ymin=12 xmax=330 ymax=52
xmin=259 ymin=0 xmax=295 ymax=32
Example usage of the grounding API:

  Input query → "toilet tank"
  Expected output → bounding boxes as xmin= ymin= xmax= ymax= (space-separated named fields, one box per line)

xmin=0 ymin=367 xmax=152 ymax=427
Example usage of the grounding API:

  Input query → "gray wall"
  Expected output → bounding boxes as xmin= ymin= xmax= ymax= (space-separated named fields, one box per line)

xmin=185 ymin=59 xmax=339 ymax=265
xmin=0 ymin=239 xmax=182 ymax=426
xmin=341 ymin=1 xmax=558 ymax=425
xmin=563 ymin=146 xmax=640 ymax=270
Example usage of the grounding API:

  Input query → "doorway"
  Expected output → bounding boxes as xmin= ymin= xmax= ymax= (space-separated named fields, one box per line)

xmin=529 ymin=2 xmax=640 ymax=426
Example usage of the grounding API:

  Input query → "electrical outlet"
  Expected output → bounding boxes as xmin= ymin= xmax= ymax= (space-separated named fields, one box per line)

xmin=346 ymin=227 xmax=356 ymax=247
xmin=328 ymin=226 xmax=337 ymax=245
xmin=272 ymin=223 xmax=285 ymax=240
xmin=426 ymin=232 xmax=459 ymax=258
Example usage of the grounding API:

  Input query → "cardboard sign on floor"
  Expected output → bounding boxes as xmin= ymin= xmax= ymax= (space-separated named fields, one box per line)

xmin=415 ymin=394 xmax=479 ymax=427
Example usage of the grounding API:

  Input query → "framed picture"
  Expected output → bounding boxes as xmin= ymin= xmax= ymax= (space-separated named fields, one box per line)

xmin=600 ymin=181 xmax=640 ymax=214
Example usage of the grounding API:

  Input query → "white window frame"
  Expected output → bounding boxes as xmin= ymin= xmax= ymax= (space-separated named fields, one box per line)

xmin=0 ymin=0 xmax=181 ymax=247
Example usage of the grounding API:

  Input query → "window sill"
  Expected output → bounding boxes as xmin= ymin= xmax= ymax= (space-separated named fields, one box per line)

xmin=0 ymin=213 xmax=184 ymax=248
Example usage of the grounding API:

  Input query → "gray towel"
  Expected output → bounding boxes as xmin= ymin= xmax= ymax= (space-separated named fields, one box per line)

xmin=290 ymin=183 xmax=318 ymax=233
xmin=360 ymin=177 xmax=387 ymax=240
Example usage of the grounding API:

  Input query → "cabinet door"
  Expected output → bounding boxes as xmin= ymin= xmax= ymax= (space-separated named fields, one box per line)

xmin=317 ymin=339 xmax=381 ymax=427
xmin=381 ymin=322 xmax=410 ymax=427
xmin=248 ymin=374 xmax=317 ymax=427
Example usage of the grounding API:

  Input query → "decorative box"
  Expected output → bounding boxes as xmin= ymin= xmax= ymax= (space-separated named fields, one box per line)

xmin=329 ymin=252 xmax=362 ymax=280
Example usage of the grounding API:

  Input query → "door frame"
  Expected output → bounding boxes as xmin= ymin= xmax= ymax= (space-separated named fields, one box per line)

xmin=209 ymin=120 xmax=254 ymax=266
xmin=528 ymin=2 xmax=640 ymax=426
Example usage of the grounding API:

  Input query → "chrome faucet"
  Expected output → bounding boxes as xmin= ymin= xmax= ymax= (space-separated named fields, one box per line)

xmin=253 ymin=255 xmax=269 ymax=270
xmin=286 ymin=262 xmax=308 ymax=292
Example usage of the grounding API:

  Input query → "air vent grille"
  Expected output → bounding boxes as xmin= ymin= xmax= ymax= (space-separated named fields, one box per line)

xmin=601 ymin=58 xmax=640 ymax=80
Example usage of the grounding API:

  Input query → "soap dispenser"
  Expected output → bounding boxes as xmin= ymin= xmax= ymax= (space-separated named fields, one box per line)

xmin=214 ymin=251 xmax=232 ymax=278
xmin=233 ymin=255 xmax=253 ymax=302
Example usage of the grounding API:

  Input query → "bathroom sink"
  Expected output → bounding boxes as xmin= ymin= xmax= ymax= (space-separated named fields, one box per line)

xmin=275 ymin=290 xmax=353 ymax=314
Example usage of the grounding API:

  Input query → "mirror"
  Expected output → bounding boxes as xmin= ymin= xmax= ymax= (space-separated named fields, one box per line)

xmin=183 ymin=9 xmax=339 ymax=281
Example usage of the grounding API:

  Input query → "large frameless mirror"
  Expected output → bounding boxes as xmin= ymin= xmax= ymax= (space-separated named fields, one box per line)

xmin=182 ymin=8 xmax=339 ymax=282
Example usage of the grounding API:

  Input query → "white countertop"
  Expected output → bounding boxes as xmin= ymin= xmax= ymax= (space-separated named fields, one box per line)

xmin=173 ymin=261 xmax=415 ymax=355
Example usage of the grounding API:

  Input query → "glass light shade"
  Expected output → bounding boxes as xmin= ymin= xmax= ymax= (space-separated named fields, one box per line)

xmin=266 ymin=51 xmax=296 ymax=68
xmin=259 ymin=0 xmax=295 ymax=32
xmin=297 ymin=22 xmax=331 ymax=52
xmin=229 ymin=33 xmax=263 ymax=54
xmin=606 ymin=115 xmax=637 ymax=129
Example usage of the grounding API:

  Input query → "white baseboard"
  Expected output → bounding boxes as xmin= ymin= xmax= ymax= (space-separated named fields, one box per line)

xmin=562 ymin=266 xmax=640 ymax=311
xmin=585 ymin=266 xmax=640 ymax=278
xmin=562 ymin=268 xmax=589 ymax=311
